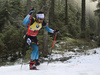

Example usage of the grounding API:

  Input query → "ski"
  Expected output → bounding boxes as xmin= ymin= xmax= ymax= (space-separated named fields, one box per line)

xmin=30 ymin=68 xmax=39 ymax=70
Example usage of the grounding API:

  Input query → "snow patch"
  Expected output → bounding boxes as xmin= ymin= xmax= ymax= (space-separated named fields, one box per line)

xmin=0 ymin=48 xmax=100 ymax=75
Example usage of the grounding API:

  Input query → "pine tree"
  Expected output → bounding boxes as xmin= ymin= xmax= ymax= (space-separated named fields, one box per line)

xmin=49 ymin=0 xmax=55 ymax=25
xmin=0 ymin=1 xmax=11 ymax=32
xmin=43 ymin=0 xmax=50 ymax=57
xmin=26 ymin=0 xmax=31 ymax=14
xmin=81 ymin=0 xmax=86 ymax=31
xmin=94 ymin=0 xmax=100 ymax=34
xmin=91 ymin=0 xmax=100 ymax=35
xmin=65 ymin=0 xmax=68 ymax=25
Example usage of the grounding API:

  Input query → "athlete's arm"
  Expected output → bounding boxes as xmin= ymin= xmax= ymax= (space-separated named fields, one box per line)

xmin=42 ymin=21 xmax=54 ymax=33
xmin=44 ymin=26 xmax=54 ymax=33
xmin=23 ymin=14 xmax=30 ymax=25
xmin=23 ymin=9 xmax=34 ymax=25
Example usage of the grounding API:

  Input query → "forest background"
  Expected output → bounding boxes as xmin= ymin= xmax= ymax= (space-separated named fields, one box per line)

xmin=0 ymin=0 xmax=100 ymax=65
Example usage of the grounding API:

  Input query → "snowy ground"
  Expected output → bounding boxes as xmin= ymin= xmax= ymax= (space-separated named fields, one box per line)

xmin=0 ymin=48 xmax=100 ymax=75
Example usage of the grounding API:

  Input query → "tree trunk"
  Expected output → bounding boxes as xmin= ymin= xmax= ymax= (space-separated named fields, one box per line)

xmin=43 ymin=0 xmax=50 ymax=57
xmin=26 ymin=0 xmax=31 ymax=14
xmin=98 ymin=17 xmax=100 ymax=34
xmin=65 ymin=0 xmax=68 ymax=25
xmin=81 ymin=0 xmax=86 ymax=31
xmin=49 ymin=0 xmax=55 ymax=25
xmin=97 ymin=0 xmax=100 ymax=34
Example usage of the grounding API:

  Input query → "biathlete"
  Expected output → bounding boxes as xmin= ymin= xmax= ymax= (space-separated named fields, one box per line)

xmin=23 ymin=8 xmax=59 ymax=70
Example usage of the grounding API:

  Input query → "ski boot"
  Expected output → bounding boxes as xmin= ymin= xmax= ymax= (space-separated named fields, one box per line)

xmin=30 ymin=60 xmax=38 ymax=70
xmin=35 ymin=59 xmax=40 ymax=66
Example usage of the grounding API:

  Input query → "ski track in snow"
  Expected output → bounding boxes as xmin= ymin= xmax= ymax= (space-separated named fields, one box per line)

xmin=0 ymin=48 xmax=100 ymax=75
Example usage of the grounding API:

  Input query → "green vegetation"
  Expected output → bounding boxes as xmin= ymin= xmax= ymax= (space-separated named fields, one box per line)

xmin=0 ymin=0 xmax=100 ymax=65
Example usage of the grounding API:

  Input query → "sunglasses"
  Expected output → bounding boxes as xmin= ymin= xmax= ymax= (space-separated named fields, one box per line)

xmin=38 ymin=17 xmax=44 ymax=20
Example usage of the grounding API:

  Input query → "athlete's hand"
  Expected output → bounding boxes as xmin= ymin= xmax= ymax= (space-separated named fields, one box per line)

xmin=29 ymin=7 xmax=34 ymax=15
xmin=54 ymin=29 xmax=59 ymax=33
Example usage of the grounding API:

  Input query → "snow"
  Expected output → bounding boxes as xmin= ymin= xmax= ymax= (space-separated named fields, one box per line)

xmin=0 ymin=48 xmax=100 ymax=75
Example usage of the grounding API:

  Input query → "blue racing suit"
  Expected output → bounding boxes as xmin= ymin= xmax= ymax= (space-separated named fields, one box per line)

xmin=23 ymin=14 xmax=54 ymax=61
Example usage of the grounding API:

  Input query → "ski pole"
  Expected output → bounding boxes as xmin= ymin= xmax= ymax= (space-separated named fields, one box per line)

xmin=47 ymin=33 xmax=57 ymax=65
xmin=21 ymin=13 xmax=32 ymax=69
xmin=52 ymin=33 xmax=57 ymax=48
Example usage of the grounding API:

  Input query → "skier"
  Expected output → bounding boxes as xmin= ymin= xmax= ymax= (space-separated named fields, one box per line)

xmin=23 ymin=8 xmax=59 ymax=70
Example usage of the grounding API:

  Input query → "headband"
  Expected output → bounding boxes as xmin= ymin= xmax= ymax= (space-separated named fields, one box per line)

xmin=36 ymin=14 xmax=44 ymax=18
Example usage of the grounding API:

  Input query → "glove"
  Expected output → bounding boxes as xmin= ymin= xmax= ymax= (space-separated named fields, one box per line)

xmin=54 ymin=29 xmax=59 ymax=33
xmin=29 ymin=8 xmax=34 ymax=15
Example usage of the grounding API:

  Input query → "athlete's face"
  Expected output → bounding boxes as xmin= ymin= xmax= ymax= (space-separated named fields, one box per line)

xmin=36 ymin=17 xmax=44 ymax=23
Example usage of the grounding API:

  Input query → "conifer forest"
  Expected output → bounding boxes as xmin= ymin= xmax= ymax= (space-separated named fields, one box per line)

xmin=0 ymin=0 xmax=100 ymax=65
